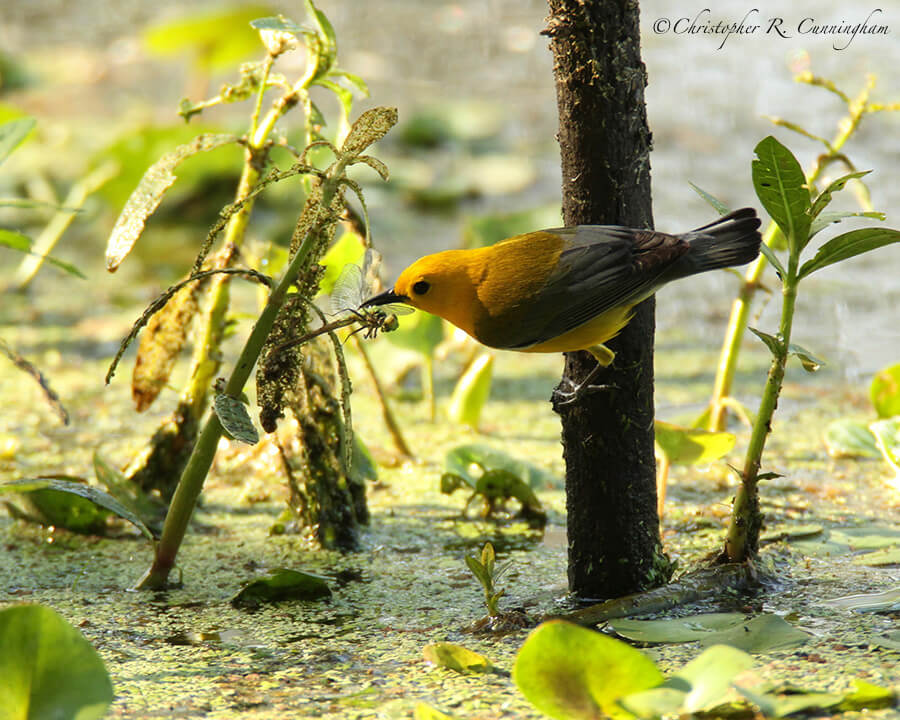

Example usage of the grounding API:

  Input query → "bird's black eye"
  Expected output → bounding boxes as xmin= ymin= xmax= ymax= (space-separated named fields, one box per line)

xmin=412 ymin=280 xmax=430 ymax=295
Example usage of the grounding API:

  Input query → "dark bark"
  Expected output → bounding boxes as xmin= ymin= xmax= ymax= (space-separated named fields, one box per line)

xmin=546 ymin=0 xmax=668 ymax=598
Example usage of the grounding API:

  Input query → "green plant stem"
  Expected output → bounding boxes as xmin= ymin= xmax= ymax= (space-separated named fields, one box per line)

xmin=135 ymin=155 xmax=350 ymax=590
xmin=724 ymin=256 xmax=799 ymax=562
xmin=705 ymin=77 xmax=873 ymax=431
xmin=423 ymin=355 xmax=435 ymax=422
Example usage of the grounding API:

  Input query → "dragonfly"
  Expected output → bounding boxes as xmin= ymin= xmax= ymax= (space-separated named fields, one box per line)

xmin=273 ymin=248 xmax=412 ymax=354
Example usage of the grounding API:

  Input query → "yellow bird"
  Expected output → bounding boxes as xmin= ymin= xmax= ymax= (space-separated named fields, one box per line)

xmin=363 ymin=208 xmax=761 ymax=402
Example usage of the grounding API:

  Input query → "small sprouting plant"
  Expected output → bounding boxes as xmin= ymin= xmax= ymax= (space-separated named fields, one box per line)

xmin=464 ymin=542 xmax=511 ymax=618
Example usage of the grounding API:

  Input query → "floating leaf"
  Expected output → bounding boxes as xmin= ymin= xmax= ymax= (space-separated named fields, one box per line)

xmin=214 ymin=393 xmax=260 ymax=445
xmin=423 ymin=643 xmax=494 ymax=674
xmin=735 ymin=683 xmax=842 ymax=718
xmin=341 ymin=106 xmax=398 ymax=156
xmin=105 ymin=133 xmax=239 ymax=271
xmin=698 ymin=613 xmax=809 ymax=652
xmin=688 ymin=182 xmax=731 ymax=216
xmin=513 ymin=620 xmax=663 ymax=720
xmin=445 ymin=444 xmax=560 ymax=490
xmin=448 ymin=353 xmax=493 ymax=429
xmin=823 ymin=418 xmax=881 ymax=459
xmin=231 ymin=568 xmax=332 ymax=608
xmin=798 ymin=227 xmax=900 ymax=279
xmin=751 ymin=136 xmax=811 ymax=253
xmin=0 ymin=605 xmax=113 ymax=720
xmin=0 ymin=116 xmax=35 ymax=166
xmin=835 ymin=680 xmax=897 ymax=710
xmin=870 ymin=363 xmax=900 ymax=418
xmin=414 ymin=704 xmax=456 ymax=720
xmin=821 ymin=587 xmax=900 ymax=613
xmin=654 ymin=420 xmax=735 ymax=465
xmin=0 ymin=477 xmax=154 ymax=540
xmin=809 ymin=170 xmax=872 ymax=220
xmin=852 ymin=547 xmax=900 ymax=566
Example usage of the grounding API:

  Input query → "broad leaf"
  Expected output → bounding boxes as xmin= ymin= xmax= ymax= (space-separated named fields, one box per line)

xmin=423 ymin=643 xmax=494 ymax=674
xmin=672 ymin=644 xmax=755 ymax=713
xmin=751 ymin=136 xmax=811 ymax=253
xmin=0 ymin=116 xmax=35 ymax=166
xmin=870 ymin=362 xmax=900 ymax=418
xmin=341 ymin=106 xmax=398 ymax=156
xmin=0 ymin=605 xmax=113 ymax=720
xmin=448 ymin=352 xmax=493 ymax=429
xmin=105 ymin=133 xmax=238 ymax=271
xmin=231 ymin=568 xmax=331 ymax=608
xmin=823 ymin=419 xmax=881 ymax=459
xmin=513 ymin=620 xmax=663 ymax=720
xmin=213 ymin=393 xmax=260 ymax=445
xmin=798 ymin=227 xmax=900 ymax=279
xmin=654 ymin=420 xmax=735 ymax=465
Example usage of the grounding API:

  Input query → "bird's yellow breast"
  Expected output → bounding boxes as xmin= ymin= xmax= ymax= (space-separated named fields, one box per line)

xmin=518 ymin=304 xmax=634 ymax=353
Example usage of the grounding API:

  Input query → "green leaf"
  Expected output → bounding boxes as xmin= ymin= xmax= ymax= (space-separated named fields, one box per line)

xmin=870 ymin=417 xmax=900 ymax=476
xmin=143 ymin=6 xmax=274 ymax=70
xmin=688 ymin=182 xmax=731 ymax=215
xmin=386 ymin=310 xmax=444 ymax=357
xmin=823 ymin=419 xmax=881 ymax=459
xmin=480 ymin=541 xmax=496 ymax=575
xmin=513 ymin=620 xmax=664 ymax=720
xmin=787 ymin=342 xmax=824 ymax=372
xmin=809 ymin=170 xmax=872 ymax=220
xmin=751 ymin=136 xmax=811 ymax=254
xmin=810 ymin=210 xmax=885 ymax=237
xmin=0 ymin=227 xmax=31 ymax=252
xmin=104 ymin=133 xmax=238 ymax=271
xmin=0 ymin=605 xmax=113 ymax=719
xmin=464 ymin=555 xmax=491 ymax=591
xmin=736 ymin=684 xmax=843 ymax=717
xmin=654 ymin=420 xmax=735 ymax=465
xmin=304 ymin=0 xmax=337 ymax=76
xmin=0 ymin=116 xmax=35 ymax=166
xmin=231 ymin=568 xmax=332 ymax=609
xmin=423 ymin=643 xmax=495 ymax=674
xmin=749 ymin=327 xmax=783 ymax=357
xmin=445 ymin=444 xmax=561 ymax=490
xmin=798 ymin=227 xmax=900 ymax=279
xmin=674 ymin=644 xmax=756 ymax=713
xmin=440 ymin=473 xmax=471 ymax=493
xmin=448 ymin=353 xmax=493 ymax=429
xmin=0 ymin=477 xmax=155 ymax=540
xmin=330 ymin=69 xmax=370 ymax=96
xmin=462 ymin=204 xmax=562 ymax=250
xmin=835 ymin=680 xmax=897 ymax=711
xmin=414 ymin=703 xmax=457 ymax=720
xmin=698 ymin=614 xmax=809 ymax=653
xmin=250 ymin=16 xmax=309 ymax=33
xmin=870 ymin=362 xmax=900 ymax=418
xmin=758 ymin=241 xmax=786 ymax=277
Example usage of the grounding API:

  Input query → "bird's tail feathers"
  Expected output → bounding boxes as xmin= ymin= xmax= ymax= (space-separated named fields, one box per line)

xmin=679 ymin=207 xmax=762 ymax=274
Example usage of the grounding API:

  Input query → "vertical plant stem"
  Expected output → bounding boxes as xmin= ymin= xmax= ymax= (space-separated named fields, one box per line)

xmin=706 ymin=79 xmax=872 ymax=431
xmin=724 ymin=259 xmax=798 ymax=562
xmin=136 ymin=157 xmax=350 ymax=590
xmin=423 ymin=355 xmax=436 ymax=422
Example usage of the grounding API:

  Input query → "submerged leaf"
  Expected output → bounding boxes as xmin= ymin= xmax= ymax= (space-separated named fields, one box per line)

xmin=0 ymin=605 xmax=113 ymax=720
xmin=105 ymin=133 xmax=238 ymax=271
xmin=231 ymin=568 xmax=332 ymax=608
xmin=423 ymin=643 xmax=494 ymax=674
xmin=513 ymin=620 xmax=663 ymax=720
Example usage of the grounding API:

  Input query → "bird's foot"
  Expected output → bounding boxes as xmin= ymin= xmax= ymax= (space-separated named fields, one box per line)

xmin=551 ymin=378 xmax=618 ymax=407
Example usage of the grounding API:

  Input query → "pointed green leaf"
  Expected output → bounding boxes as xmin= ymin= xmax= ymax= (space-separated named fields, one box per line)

xmin=0 ymin=477 xmax=154 ymax=540
xmin=480 ymin=541 xmax=496 ymax=575
xmin=448 ymin=352 xmax=493 ymax=429
xmin=423 ymin=643 xmax=495 ymax=674
xmin=823 ymin=419 xmax=881 ymax=459
xmin=213 ymin=393 xmax=260 ymax=445
xmin=749 ymin=327 xmax=783 ymax=357
xmin=514 ymin=620 xmax=663 ymax=720
xmin=798 ymin=227 xmax=900 ymax=279
xmin=810 ymin=210 xmax=885 ymax=237
xmin=751 ymin=136 xmax=811 ymax=253
xmin=809 ymin=170 xmax=872 ymax=220
xmin=654 ymin=420 xmax=735 ymax=465
xmin=464 ymin=555 xmax=491 ymax=591
xmin=304 ymin=0 xmax=337 ymax=75
xmin=758 ymin=241 xmax=786 ymax=277
xmin=870 ymin=362 xmax=900 ymax=418
xmin=0 ymin=228 xmax=32 ymax=253
xmin=105 ymin=133 xmax=239 ymax=271
xmin=0 ymin=605 xmax=113 ymax=719
xmin=688 ymin=182 xmax=731 ymax=215
xmin=787 ymin=342 xmax=824 ymax=372
xmin=0 ymin=116 xmax=35 ymax=166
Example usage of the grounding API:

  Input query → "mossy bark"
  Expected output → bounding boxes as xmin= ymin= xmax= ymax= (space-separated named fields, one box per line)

xmin=546 ymin=0 xmax=667 ymax=598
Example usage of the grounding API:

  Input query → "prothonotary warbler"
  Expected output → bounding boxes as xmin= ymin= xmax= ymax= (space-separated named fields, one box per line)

xmin=362 ymin=208 xmax=762 ymax=403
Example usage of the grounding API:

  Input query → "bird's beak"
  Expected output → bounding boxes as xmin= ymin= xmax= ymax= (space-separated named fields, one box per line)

xmin=361 ymin=288 xmax=407 ymax=308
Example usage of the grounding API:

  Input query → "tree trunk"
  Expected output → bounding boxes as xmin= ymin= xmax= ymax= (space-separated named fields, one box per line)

xmin=546 ymin=0 xmax=668 ymax=599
